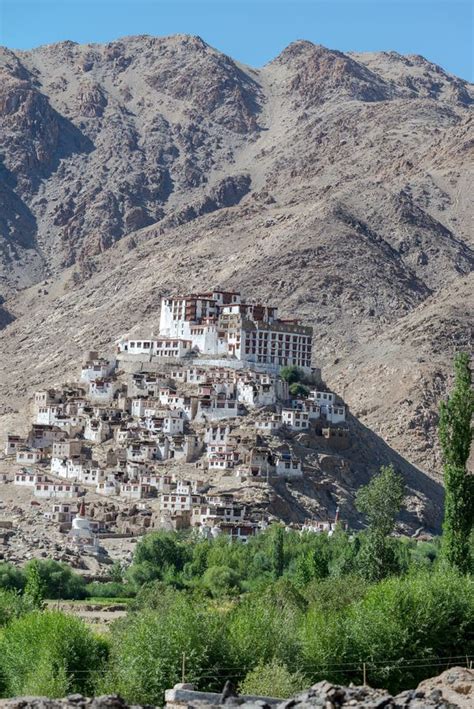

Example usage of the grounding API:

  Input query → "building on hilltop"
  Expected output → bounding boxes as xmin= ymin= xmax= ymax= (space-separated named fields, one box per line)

xmin=119 ymin=290 xmax=313 ymax=373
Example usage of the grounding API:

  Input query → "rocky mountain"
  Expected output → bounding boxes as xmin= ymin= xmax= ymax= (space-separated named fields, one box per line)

xmin=0 ymin=34 xmax=472 ymax=487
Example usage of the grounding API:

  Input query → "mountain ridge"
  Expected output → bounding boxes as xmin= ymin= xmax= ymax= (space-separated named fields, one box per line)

xmin=0 ymin=33 xmax=472 ymax=486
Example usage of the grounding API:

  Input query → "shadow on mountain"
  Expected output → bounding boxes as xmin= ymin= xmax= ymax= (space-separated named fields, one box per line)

xmin=35 ymin=106 xmax=95 ymax=188
xmin=0 ymin=162 xmax=38 ymax=251
xmin=347 ymin=414 xmax=444 ymax=533
xmin=0 ymin=304 xmax=15 ymax=331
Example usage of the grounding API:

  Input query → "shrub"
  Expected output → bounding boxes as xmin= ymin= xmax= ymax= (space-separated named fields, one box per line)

xmin=239 ymin=659 xmax=308 ymax=698
xmin=300 ymin=570 xmax=474 ymax=693
xmin=345 ymin=570 xmax=474 ymax=692
xmin=226 ymin=584 xmax=304 ymax=676
xmin=129 ymin=580 xmax=176 ymax=611
xmin=202 ymin=565 xmax=241 ymax=597
xmin=86 ymin=581 xmax=135 ymax=599
xmin=303 ymin=575 xmax=369 ymax=613
xmin=24 ymin=559 xmax=87 ymax=600
xmin=0 ymin=611 xmax=108 ymax=697
xmin=101 ymin=590 xmax=223 ymax=704
xmin=0 ymin=588 xmax=31 ymax=627
xmin=0 ymin=563 xmax=25 ymax=592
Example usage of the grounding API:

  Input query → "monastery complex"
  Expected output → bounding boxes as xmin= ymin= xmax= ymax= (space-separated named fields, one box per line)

xmin=2 ymin=291 xmax=349 ymax=556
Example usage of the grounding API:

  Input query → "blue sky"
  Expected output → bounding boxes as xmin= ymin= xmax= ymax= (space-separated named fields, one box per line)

xmin=1 ymin=0 xmax=472 ymax=80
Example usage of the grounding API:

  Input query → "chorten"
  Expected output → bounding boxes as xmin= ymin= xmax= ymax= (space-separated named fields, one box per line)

xmin=68 ymin=500 xmax=94 ymax=548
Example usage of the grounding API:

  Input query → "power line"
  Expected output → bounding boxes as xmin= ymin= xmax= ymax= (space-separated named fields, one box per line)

xmin=3 ymin=656 xmax=470 ymax=677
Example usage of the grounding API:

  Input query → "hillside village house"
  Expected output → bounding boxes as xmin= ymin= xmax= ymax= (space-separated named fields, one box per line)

xmin=282 ymin=408 xmax=310 ymax=430
xmin=4 ymin=434 xmax=26 ymax=456
xmin=47 ymin=502 xmax=75 ymax=524
xmin=34 ymin=481 xmax=82 ymax=499
xmin=14 ymin=471 xmax=48 ymax=487
xmin=119 ymin=482 xmax=152 ymax=500
xmin=96 ymin=477 xmax=120 ymax=496
xmin=80 ymin=352 xmax=116 ymax=382
xmin=256 ymin=414 xmax=282 ymax=434
xmin=15 ymin=448 xmax=44 ymax=464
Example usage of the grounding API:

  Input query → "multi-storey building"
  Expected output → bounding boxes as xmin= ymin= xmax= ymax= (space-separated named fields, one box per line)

xmin=120 ymin=290 xmax=313 ymax=372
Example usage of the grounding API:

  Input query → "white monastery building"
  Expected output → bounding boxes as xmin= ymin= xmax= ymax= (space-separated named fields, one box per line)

xmin=118 ymin=290 xmax=313 ymax=372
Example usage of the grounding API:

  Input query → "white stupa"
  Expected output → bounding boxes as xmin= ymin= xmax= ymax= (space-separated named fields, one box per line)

xmin=68 ymin=500 xmax=96 ymax=550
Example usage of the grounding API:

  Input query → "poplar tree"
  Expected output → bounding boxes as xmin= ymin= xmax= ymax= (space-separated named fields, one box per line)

xmin=356 ymin=464 xmax=405 ymax=581
xmin=439 ymin=352 xmax=474 ymax=573
xmin=272 ymin=527 xmax=285 ymax=578
xmin=23 ymin=560 xmax=46 ymax=609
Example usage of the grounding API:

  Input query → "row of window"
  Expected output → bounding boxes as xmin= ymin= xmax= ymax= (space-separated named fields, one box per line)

xmin=245 ymin=332 xmax=310 ymax=341
xmin=129 ymin=341 xmax=181 ymax=348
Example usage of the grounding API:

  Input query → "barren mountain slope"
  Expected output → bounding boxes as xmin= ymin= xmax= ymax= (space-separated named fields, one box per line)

xmin=0 ymin=35 xmax=472 ymax=489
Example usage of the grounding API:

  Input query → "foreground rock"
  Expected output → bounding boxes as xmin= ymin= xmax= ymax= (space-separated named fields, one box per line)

xmin=1 ymin=667 xmax=472 ymax=709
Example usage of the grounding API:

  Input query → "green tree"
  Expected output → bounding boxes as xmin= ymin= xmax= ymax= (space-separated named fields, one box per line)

xmin=23 ymin=560 xmax=46 ymax=609
xmin=26 ymin=559 xmax=86 ymax=600
xmin=289 ymin=383 xmax=310 ymax=398
xmin=0 ymin=563 xmax=26 ymax=592
xmin=128 ymin=531 xmax=189 ymax=585
xmin=356 ymin=465 xmax=405 ymax=581
xmin=271 ymin=527 xmax=285 ymax=579
xmin=280 ymin=366 xmax=302 ymax=384
xmin=293 ymin=542 xmax=329 ymax=588
xmin=202 ymin=565 xmax=241 ymax=597
xmin=439 ymin=352 xmax=474 ymax=573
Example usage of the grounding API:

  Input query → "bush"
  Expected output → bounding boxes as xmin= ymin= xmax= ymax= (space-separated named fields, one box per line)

xmin=0 ymin=588 xmax=31 ymax=627
xmin=226 ymin=584 xmax=304 ymax=676
xmin=345 ymin=570 xmax=474 ymax=692
xmin=0 ymin=611 xmax=108 ymax=697
xmin=202 ymin=565 xmax=241 ymax=597
xmin=303 ymin=575 xmax=369 ymax=613
xmin=0 ymin=563 xmax=25 ymax=592
xmin=129 ymin=580 xmax=176 ymax=611
xmin=239 ymin=659 xmax=308 ymax=698
xmin=24 ymin=559 xmax=87 ymax=600
xmin=101 ymin=590 xmax=224 ymax=704
xmin=86 ymin=581 xmax=135 ymax=599
xmin=300 ymin=570 xmax=474 ymax=693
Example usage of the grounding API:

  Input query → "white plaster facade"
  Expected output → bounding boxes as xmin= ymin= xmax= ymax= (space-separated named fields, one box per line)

xmin=34 ymin=482 xmax=81 ymax=498
xmin=282 ymin=409 xmax=309 ymax=430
